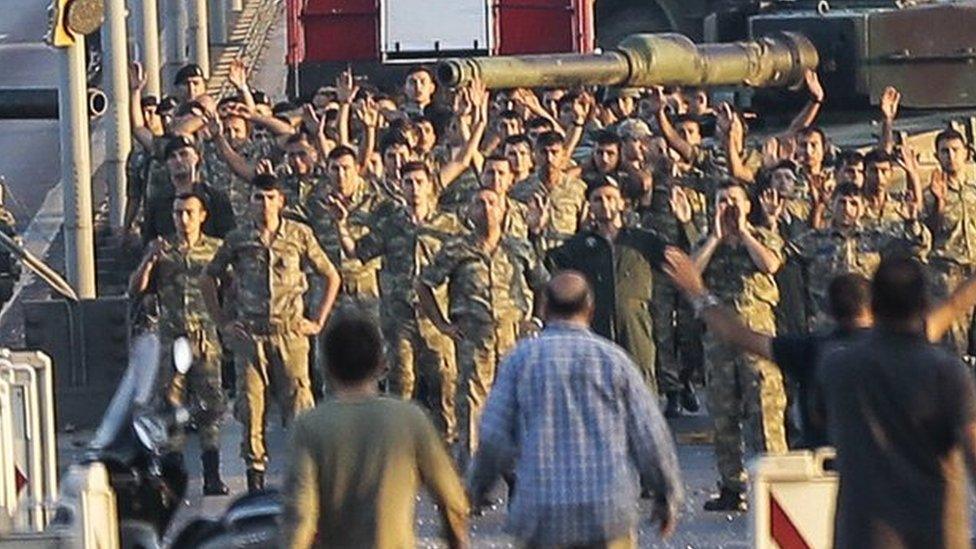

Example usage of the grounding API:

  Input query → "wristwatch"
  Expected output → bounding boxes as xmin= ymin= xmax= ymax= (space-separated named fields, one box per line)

xmin=690 ymin=292 xmax=721 ymax=318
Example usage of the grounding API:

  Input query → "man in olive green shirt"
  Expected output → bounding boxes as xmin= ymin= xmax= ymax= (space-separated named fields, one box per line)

xmin=281 ymin=314 xmax=469 ymax=549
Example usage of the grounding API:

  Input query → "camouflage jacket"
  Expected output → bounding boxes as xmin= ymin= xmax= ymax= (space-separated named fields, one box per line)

xmin=205 ymin=218 xmax=337 ymax=327
xmin=509 ymin=172 xmax=588 ymax=252
xmin=303 ymin=178 xmax=382 ymax=299
xmin=925 ymin=177 xmax=976 ymax=265
xmin=152 ymin=234 xmax=222 ymax=336
xmin=357 ymin=204 xmax=463 ymax=317
xmin=700 ymin=226 xmax=783 ymax=331
xmin=642 ymin=178 xmax=707 ymax=250
xmin=420 ymin=233 xmax=549 ymax=326
xmin=437 ymin=167 xmax=482 ymax=217
xmin=200 ymin=139 xmax=262 ymax=218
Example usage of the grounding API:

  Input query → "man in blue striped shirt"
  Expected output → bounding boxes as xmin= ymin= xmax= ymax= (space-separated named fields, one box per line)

xmin=468 ymin=271 xmax=683 ymax=547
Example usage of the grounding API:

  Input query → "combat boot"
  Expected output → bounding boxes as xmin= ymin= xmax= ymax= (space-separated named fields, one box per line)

xmin=664 ymin=392 xmax=682 ymax=418
xmin=680 ymin=381 xmax=700 ymax=413
xmin=201 ymin=450 xmax=229 ymax=496
xmin=246 ymin=469 xmax=265 ymax=494
xmin=703 ymin=487 xmax=747 ymax=512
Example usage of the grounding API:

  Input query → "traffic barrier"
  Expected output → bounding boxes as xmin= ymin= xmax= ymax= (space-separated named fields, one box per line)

xmin=0 ymin=350 xmax=58 ymax=534
xmin=751 ymin=449 xmax=838 ymax=549
xmin=52 ymin=463 xmax=119 ymax=549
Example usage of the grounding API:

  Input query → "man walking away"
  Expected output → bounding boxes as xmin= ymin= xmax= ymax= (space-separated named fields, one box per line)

xmin=819 ymin=256 xmax=976 ymax=549
xmin=281 ymin=315 xmax=469 ymax=549
xmin=468 ymin=272 xmax=682 ymax=548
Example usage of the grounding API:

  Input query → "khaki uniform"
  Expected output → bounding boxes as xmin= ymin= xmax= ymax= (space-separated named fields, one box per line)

xmin=357 ymin=204 xmax=464 ymax=439
xmin=420 ymin=234 xmax=549 ymax=462
xmin=151 ymin=234 xmax=225 ymax=452
xmin=205 ymin=218 xmax=338 ymax=471
xmin=791 ymin=221 xmax=930 ymax=330
xmin=926 ymin=177 xmax=976 ymax=355
xmin=643 ymin=179 xmax=707 ymax=394
xmin=863 ymin=190 xmax=913 ymax=227
xmin=701 ymin=226 xmax=787 ymax=492
xmin=510 ymin=172 xmax=588 ymax=252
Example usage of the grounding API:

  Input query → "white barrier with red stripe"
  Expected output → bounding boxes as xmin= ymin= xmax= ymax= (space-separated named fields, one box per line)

xmin=751 ymin=449 xmax=838 ymax=549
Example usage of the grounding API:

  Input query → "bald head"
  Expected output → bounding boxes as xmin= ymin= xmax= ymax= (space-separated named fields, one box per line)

xmin=545 ymin=271 xmax=594 ymax=323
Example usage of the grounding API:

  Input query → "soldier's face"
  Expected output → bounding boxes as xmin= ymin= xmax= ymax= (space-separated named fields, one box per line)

xmin=404 ymin=71 xmax=435 ymax=105
xmin=678 ymin=121 xmax=701 ymax=148
xmin=469 ymin=190 xmax=502 ymax=231
xmin=328 ymin=154 xmax=359 ymax=192
xmin=481 ymin=159 xmax=514 ymax=194
xmin=173 ymin=197 xmax=207 ymax=236
xmin=224 ymin=116 xmax=249 ymax=144
xmin=716 ymin=187 xmax=751 ymax=216
xmin=286 ymin=144 xmax=316 ymax=175
xmin=535 ymin=143 xmax=564 ymax=171
xmin=839 ymin=161 xmax=864 ymax=188
xmin=832 ymin=194 xmax=863 ymax=227
xmin=181 ymin=76 xmax=206 ymax=101
xmin=771 ymin=168 xmax=798 ymax=198
xmin=505 ymin=143 xmax=533 ymax=175
xmin=401 ymin=169 xmax=432 ymax=210
xmin=416 ymin=121 xmax=436 ymax=150
xmin=383 ymin=144 xmax=412 ymax=180
xmin=499 ymin=117 xmax=522 ymax=137
xmin=589 ymin=185 xmax=623 ymax=223
xmin=622 ymin=137 xmax=645 ymax=164
xmin=937 ymin=137 xmax=968 ymax=175
xmin=865 ymin=161 xmax=892 ymax=190
xmin=613 ymin=96 xmax=635 ymax=118
xmin=798 ymin=132 xmax=824 ymax=168
xmin=166 ymin=146 xmax=199 ymax=179
xmin=689 ymin=91 xmax=709 ymax=115
xmin=594 ymin=144 xmax=620 ymax=174
xmin=250 ymin=188 xmax=284 ymax=223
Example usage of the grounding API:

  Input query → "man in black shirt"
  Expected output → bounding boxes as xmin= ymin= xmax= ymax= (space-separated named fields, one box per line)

xmin=547 ymin=177 xmax=667 ymax=394
xmin=819 ymin=257 xmax=976 ymax=549
xmin=142 ymin=136 xmax=236 ymax=244
xmin=661 ymin=248 xmax=976 ymax=448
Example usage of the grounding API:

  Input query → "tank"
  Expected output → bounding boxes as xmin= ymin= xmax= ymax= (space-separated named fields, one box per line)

xmin=436 ymin=32 xmax=818 ymax=90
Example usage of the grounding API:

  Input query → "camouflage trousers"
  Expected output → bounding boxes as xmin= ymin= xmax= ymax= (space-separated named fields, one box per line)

xmin=454 ymin=317 xmax=520 ymax=467
xmin=930 ymin=260 xmax=975 ymax=356
xmin=382 ymin=311 xmax=458 ymax=442
xmin=230 ymin=328 xmax=314 ymax=471
xmin=704 ymin=310 xmax=787 ymax=492
xmin=158 ymin=329 xmax=226 ymax=452
xmin=652 ymin=280 xmax=704 ymax=394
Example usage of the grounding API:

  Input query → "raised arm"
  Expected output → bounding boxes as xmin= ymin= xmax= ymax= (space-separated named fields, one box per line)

xmin=128 ymin=62 xmax=155 ymax=150
xmin=648 ymin=87 xmax=695 ymax=164
xmin=227 ymin=59 xmax=256 ymax=113
xmin=440 ymin=82 xmax=489 ymax=187
xmin=206 ymin=112 xmax=257 ymax=181
xmin=782 ymin=70 xmax=824 ymax=136
xmin=878 ymin=86 xmax=901 ymax=155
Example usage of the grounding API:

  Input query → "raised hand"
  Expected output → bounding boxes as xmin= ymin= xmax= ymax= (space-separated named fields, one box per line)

xmin=670 ymin=186 xmax=692 ymax=224
xmin=129 ymin=61 xmax=146 ymax=92
xmin=526 ymin=192 xmax=550 ymax=234
xmin=880 ymin=86 xmax=901 ymax=121
xmin=256 ymin=158 xmax=275 ymax=176
xmin=762 ymin=137 xmax=781 ymax=169
xmin=228 ymin=58 xmax=249 ymax=90
xmin=324 ymin=194 xmax=349 ymax=222
xmin=805 ymin=69 xmax=824 ymax=103
xmin=335 ymin=69 xmax=359 ymax=104
xmin=760 ymin=187 xmax=785 ymax=221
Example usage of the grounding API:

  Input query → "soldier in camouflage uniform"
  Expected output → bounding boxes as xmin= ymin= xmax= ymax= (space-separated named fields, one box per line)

xmin=692 ymin=182 xmax=787 ymax=512
xmin=201 ymin=103 xmax=270 ymax=217
xmin=510 ymin=131 xmax=588 ymax=253
xmin=417 ymin=189 xmax=549 ymax=466
xmin=128 ymin=193 xmax=228 ymax=496
xmin=202 ymin=174 xmax=341 ymax=493
xmin=791 ymin=182 xmax=930 ymax=330
xmin=305 ymin=146 xmax=382 ymax=321
xmin=335 ymin=161 xmax=464 ymax=440
xmin=277 ymin=134 xmax=328 ymax=217
xmin=925 ymin=129 xmax=976 ymax=356
xmin=862 ymin=147 xmax=923 ymax=228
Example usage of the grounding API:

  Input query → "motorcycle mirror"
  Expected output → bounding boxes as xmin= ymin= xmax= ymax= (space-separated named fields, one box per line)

xmin=173 ymin=337 xmax=193 ymax=375
xmin=132 ymin=413 xmax=167 ymax=455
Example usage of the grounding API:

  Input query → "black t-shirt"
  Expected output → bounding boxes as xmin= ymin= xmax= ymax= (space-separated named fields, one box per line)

xmin=818 ymin=328 xmax=976 ymax=549
xmin=771 ymin=327 xmax=867 ymax=449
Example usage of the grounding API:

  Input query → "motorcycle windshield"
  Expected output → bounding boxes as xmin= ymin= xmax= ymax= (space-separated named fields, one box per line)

xmin=88 ymin=334 xmax=161 ymax=452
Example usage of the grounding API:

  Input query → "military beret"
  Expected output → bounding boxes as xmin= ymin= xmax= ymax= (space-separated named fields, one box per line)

xmin=174 ymin=63 xmax=205 ymax=85
xmin=163 ymin=135 xmax=196 ymax=158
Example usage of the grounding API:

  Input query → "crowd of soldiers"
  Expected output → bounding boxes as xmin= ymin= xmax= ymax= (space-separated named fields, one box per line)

xmin=121 ymin=56 xmax=976 ymax=512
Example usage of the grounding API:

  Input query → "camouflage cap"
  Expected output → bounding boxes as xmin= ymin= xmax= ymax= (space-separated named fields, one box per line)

xmin=617 ymin=118 xmax=653 ymax=140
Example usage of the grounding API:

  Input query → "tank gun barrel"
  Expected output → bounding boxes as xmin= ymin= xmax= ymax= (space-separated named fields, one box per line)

xmin=436 ymin=32 xmax=818 ymax=90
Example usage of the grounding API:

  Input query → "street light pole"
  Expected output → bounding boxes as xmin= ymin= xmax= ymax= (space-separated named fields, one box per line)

xmin=58 ymin=38 xmax=97 ymax=299
xmin=102 ymin=0 xmax=131 ymax=230
xmin=162 ymin=0 xmax=189 ymax=91
xmin=189 ymin=0 xmax=210 ymax=77
xmin=139 ymin=0 xmax=162 ymax=97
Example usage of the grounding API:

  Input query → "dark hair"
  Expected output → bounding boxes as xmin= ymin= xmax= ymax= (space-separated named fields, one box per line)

xmin=323 ymin=314 xmax=385 ymax=383
xmin=251 ymin=174 xmax=281 ymax=192
xmin=534 ymin=131 xmax=563 ymax=149
xmin=594 ymin=130 xmax=622 ymax=148
xmin=545 ymin=274 xmax=594 ymax=317
xmin=827 ymin=273 xmax=871 ymax=321
xmin=380 ymin=131 xmax=411 ymax=155
xmin=504 ymin=134 xmax=532 ymax=149
xmin=327 ymin=145 xmax=357 ymax=163
xmin=871 ymin=255 xmax=928 ymax=321
xmin=833 ymin=181 xmax=862 ymax=199
xmin=164 ymin=135 xmax=196 ymax=158
xmin=174 ymin=192 xmax=208 ymax=212
xmin=863 ymin=149 xmax=895 ymax=166
xmin=525 ymin=117 xmax=554 ymax=131
xmin=674 ymin=114 xmax=700 ymax=127
xmin=405 ymin=65 xmax=435 ymax=81
xmin=484 ymin=153 xmax=510 ymax=166
xmin=935 ymin=128 xmax=967 ymax=150
xmin=217 ymin=96 xmax=244 ymax=109
xmin=585 ymin=175 xmax=620 ymax=199
xmin=271 ymin=101 xmax=297 ymax=116
xmin=797 ymin=125 xmax=826 ymax=144
xmin=400 ymin=160 xmax=429 ymax=177
xmin=837 ymin=149 xmax=865 ymax=167
xmin=499 ymin=109 xmax=521 ymax=120
xmin=252 ymin=90 xmax=271 ymax=106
